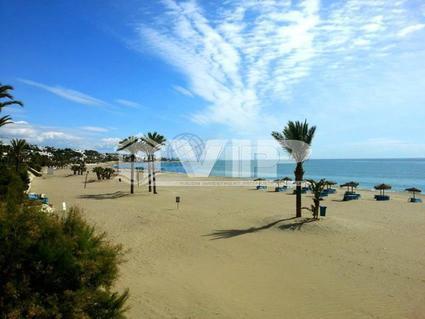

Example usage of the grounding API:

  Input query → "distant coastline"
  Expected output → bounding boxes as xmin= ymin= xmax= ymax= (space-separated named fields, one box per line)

xmin=116 ymin=158 xmax=425 ymax=191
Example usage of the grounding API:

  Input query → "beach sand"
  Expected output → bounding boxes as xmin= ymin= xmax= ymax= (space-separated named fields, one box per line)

xmin=31 ymin=169 xmax=425 ymax=319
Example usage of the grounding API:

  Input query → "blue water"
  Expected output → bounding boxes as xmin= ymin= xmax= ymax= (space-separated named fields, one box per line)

xmin=122 ymin=159 xmax=425 ymax=191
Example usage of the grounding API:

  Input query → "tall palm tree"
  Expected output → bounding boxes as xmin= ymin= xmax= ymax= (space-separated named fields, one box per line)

xmin=272 ymin=120 xmax=316 ymax=218
xmin=9 ymin=139 xmax=29 ymax=172
xmin=117 ymin=136 xmax=139 ymax=194
xmin=141 ymin=132 xmax=166 ymax=194
xmin=0 ymin=84 xmax=23 ymax=127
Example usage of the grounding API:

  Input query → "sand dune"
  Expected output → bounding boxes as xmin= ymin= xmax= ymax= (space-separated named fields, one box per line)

xmin=31 ymin=169 xmax=425 ymax=319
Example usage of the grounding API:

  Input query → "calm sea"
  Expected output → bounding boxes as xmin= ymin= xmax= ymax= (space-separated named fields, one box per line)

xmin=125 ymin=159 xmax=425 ymax=191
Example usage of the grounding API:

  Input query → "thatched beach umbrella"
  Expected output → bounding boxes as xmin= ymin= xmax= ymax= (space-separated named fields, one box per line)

xmin=273 ymin=179 xmax=281 ymax=187
xmin=405 ymin=187 xmax=421 ymax=199
xmin=281 ymin=176 xmax=292 ymax=186
xmin=326 ymin=181 xmax=337 ymax=190
xmin=341 ymin=181 xmax=359 ymax=192
xmin=374 ymin=183 xmax=392 ymax=196
xmin=254 ymin=178 xmax=266 ymax=187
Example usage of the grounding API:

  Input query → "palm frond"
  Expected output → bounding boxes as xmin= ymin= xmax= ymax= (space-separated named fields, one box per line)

xmin=0 ymin=115 xmax=12 ymax=127
xmin=141 ymin=132 xmax=167 ymax=152
xmin=0 ymin=84 xmax=15 ymax=100
xmin=0 ymin=100 xmax=24 ymax=109
xmin=117 ymin=136 xmax=138 ymax=152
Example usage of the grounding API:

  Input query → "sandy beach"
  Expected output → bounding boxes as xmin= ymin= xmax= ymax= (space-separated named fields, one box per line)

xmin=31 ymin=169 xmax=425 ymax=319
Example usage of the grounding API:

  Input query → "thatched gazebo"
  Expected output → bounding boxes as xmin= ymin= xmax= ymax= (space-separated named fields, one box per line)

xmin=254 ymin=178 xmax=266 ymax=187
xmin=406 ymin=187 xmax=421 ymax=198
xmin=326 ymin=181 xmax=337 ymax=189
xmin=341 ymin=181 xmax=359 ymax=193
xmin=281 ymin=176 xmax=292 ymax=186
xmin=405 ymin=187 xmax=422 ymax=202
xmin=374 ymin=183 xmax=392 ymax=196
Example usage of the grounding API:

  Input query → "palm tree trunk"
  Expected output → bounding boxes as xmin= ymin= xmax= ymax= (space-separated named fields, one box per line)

xmin=148 ymin=155 xmax=152 ymax=192
xmin=130 ymin=155 xmax=135 ymax=194
xmin=152 ymin=157 xmax=157 ymax=194
xmin=294 ymin=162 xmax=304 ymax=218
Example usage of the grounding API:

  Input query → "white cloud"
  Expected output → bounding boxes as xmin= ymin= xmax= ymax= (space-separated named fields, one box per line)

xmin=397 ymin=24 xmax=425 ymax=37
xmin=99 ymin=137 xmax=121 ymax=148
xmin=0 ymin=121 xmax=124 ymax=151
xmin=19 ymin=78 xmax=108 ymax=107
xmin=173 ymin=85 xmax=194 ymax=97
xmin=115 ymin=99 xmax=141 ymax=108
xmin=81 ymin=126 xmax=109 ymax=133
xmin=0 ymin=121 xmax=80 ymax=143
xmin=138 ymin=0 xmax=419 ymax=129
xmin=353 ymin=38 xmax=371 ymax=47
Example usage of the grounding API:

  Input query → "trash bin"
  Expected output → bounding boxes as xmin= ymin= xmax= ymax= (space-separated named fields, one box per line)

xmin=320 ymin=206 xmax=327 ymax=217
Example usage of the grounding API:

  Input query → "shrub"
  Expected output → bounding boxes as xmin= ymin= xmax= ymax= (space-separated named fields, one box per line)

xmin=92 ymin=167 xmax=104 ymax=180
xmin=0 ymin=164 xmax=29 ymax=203
xmin=71 ymin=164 xmax=80 ymax=175
xmin=304 ymin=179 xmax=327 ymax=219
xmin=0 ymin=205 xmax=129 ymax=318
xmin=102 ymin=168 xmax=115 ymax=180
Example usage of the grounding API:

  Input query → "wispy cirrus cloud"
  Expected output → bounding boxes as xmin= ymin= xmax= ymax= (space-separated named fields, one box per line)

xmin=137 ymin=0 xmax=423 ymax=129
xmin=173 ymin=85 xmax=193 ymax=97
xmin=80 ymin=126 xmax=110 ymax=133
xmin=397 ymin=24 xmax=425 ymax=37
xmin=19 ymin=79 xmax=146 ymax=113
xmin=19 ymin=78 xmax=108 ymax=107
xmin=115 ymin=99 xmax=142 ymax=108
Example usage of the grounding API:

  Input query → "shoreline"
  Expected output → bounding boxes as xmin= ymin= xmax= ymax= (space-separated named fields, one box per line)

xmin=113 ymin=168 xmax=422 ymax=196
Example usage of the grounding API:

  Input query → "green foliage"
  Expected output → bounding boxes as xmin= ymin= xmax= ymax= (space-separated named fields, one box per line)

xmin=141 ymin=132 xmax=167 ymax=155
xmin=92 ymin=167 xmax=105 ymax=180
xmin=0 ymin=205 xmax=129 ymax=318
xmin=48 ymin=148 xmax=83 ymax=168
xmin=71 ymin=163 xmax=87 ymax=175
xmin=272 ymin=120 xmax=316 ymax=218
xmin=0 ymin=83 xmax=23 ymax=128
xmin=9 ymin=139 xmax=29 ymax=171
xmin=271 ymin=120 xmax=316 ymax=155
xmin=92 ymin=167 xmax=114 ymax=180
xmin=102 ymin=168 xmax=115 ymax=180
xmin=0 ymin=163 xmax=29 ymax=204
xmin=0 ymin=114 xmax=12 ymax=127
xmin=304 ymin=179 xmax=327 ymax=219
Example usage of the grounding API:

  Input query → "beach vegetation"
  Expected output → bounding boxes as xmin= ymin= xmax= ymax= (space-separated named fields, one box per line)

xmin=0 ymin=204 xmax=129 ymax=318
xmin=9 ymin=139 xmax=29 ymax=172
xmin=141 ymin=132 xmax=166 ymax=194
xmin=304 ymin=179 xmax=327 ymax=219
xmin=71 ymin=162 xmax=87 ymax=175
xmin=93 ymin=166 xmax=105 ymax=180
xmin=91 ymin=167 xmax=115 ymax=180
xmin=102 ymin=167 xmax=115 ymax=179
xmin=0 ymin=83 xmax=23 ymax=128
xmin=272 ymin=120 xmax=316 ymax=218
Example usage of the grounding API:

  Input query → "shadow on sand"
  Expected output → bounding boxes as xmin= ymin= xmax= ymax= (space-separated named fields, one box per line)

xmin=205 ymin=217 xmax=316 ymax=240
xmin=79 ymin=191 xmax=129 ymax=200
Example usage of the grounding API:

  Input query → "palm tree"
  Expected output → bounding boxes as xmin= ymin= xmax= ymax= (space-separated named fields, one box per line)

xmin=117 ymin=136 xmax=139 ymax=194
xmin=305 ymin=179 xmax=327 ymax=219
xmin=141 ymin=132 xmax=166 ymax=194
xmin=92 ymin=166 xmax=105 ymax=180
xmin=0 ymin=84 xmax=23 ymax=127
xmin=272 ymin=120 xmax=316 ymax=218
xmin=9 ymin=139 xmax=29 ymax=172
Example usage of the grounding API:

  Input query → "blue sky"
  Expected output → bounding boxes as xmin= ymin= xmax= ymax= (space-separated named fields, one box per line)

xmin=1 ymin=0 xmax=425 ymax=158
